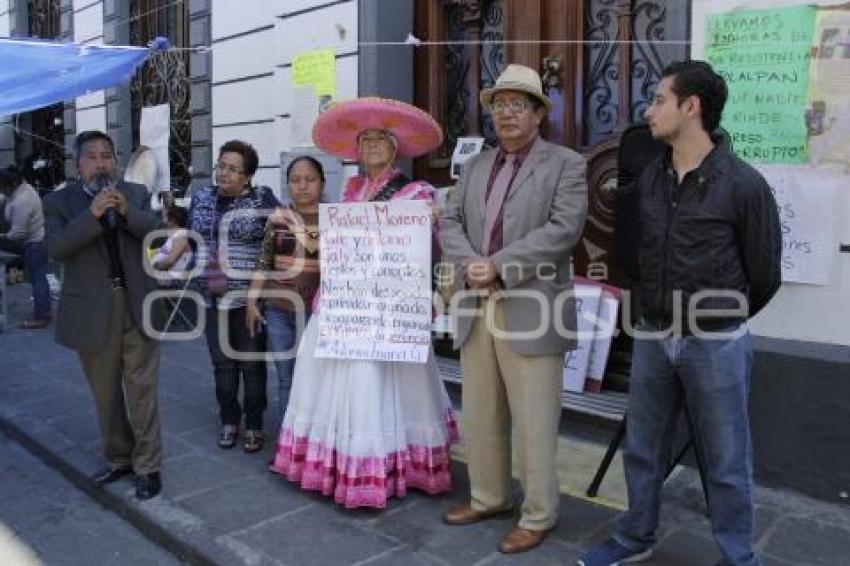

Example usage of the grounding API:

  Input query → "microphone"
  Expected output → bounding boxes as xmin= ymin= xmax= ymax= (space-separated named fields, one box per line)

xmin=94 ymin=172 xmax=118 ymax=229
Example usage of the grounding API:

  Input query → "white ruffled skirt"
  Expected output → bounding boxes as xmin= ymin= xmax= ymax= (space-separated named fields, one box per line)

xmin=270 ymin=317 xmax=459 ymax=508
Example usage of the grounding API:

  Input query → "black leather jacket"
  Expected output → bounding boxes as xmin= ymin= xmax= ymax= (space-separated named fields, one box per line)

xmin=635 ymin=139 xmax=782 ymax=331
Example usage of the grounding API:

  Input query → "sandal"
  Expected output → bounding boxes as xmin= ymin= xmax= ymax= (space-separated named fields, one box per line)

xmin=218 ymin=424 xmax=238 ymax=449
xmin=243 ymin=429 xmax=264 ymax=453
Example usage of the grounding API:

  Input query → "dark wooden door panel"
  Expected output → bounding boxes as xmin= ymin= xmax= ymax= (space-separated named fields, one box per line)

xmin=415 ymin=0 xmax=690 ymax=385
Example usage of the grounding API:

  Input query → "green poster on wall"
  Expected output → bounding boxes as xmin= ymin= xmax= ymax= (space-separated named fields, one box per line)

xmin=705 ymin=5 xmax=815 ymax=164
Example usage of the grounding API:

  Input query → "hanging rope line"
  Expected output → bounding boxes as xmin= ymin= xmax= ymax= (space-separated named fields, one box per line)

xmin=364 ymin=37 xmax=694 ymax=46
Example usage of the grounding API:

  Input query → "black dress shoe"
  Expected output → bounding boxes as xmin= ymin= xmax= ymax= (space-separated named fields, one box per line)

xmin=92 ymin=465 xmax=133 ymax=485
xmin=135 ymin=472 xmax=162 ymax=500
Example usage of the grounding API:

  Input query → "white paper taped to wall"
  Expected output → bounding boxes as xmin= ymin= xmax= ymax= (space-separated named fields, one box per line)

xmin=139 ymin=104 xmax=171 ymax=194
xmin=291 ymin=86 xmax=318 ymax=148
xmin=756 ymin=165 xmax=841 ymax=285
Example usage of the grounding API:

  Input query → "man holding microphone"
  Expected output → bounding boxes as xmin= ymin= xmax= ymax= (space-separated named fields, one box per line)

xmin=43 ymin=130 xmax=164 ymax=500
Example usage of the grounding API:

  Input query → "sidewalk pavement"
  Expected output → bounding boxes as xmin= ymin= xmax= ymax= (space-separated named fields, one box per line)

xmin=1 ymin=282 xmax=848 ymax=565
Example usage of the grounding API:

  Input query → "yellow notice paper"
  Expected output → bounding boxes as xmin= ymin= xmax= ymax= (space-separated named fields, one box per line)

xmin=291 ymin=49 xmax=336 ymax=98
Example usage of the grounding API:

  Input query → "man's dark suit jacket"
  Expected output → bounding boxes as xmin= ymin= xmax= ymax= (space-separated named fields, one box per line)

xmin=44 ymin=179 xmax=160 ymax=352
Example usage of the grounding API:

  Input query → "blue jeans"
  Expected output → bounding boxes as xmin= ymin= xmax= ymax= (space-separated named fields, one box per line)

xmin=264 ymin=307 xmax=310 ymax=428
xmin=615 ymin=325 xmax=760 ymax=566
xmin=25 ymin=241 xmax=51 ymax=321
xmin=203 ymin=303 xmax=267 ymax=430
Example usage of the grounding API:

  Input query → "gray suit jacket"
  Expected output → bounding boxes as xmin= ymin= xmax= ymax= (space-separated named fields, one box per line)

xmin=44 ymin=179 xmax=160 ymax=352
xmin=439 ymin=136 xmax=588 ymax=356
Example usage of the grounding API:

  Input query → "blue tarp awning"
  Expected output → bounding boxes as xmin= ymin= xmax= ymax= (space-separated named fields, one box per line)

xmin=0 ymin=38 xmax=151 ymax=118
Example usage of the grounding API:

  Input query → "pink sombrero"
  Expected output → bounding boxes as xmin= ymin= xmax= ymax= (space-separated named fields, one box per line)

xmin=312 ymin=97 xmax=443 ymax=160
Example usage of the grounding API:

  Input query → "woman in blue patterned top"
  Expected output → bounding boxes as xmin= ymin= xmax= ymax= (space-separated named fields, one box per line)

xmin=188 ymin=140 xmax=279 ymax=452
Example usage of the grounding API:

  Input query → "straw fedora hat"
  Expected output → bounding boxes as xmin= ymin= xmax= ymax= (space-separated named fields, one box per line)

xmin=480 ymin=64 xmax=551 ymax=111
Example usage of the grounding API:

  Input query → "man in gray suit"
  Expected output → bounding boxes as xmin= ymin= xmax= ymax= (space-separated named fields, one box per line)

xmin=440 ymin=64 xmax=588 ymax=554
xmin=44 ymin=130 xmax=163 ymax=500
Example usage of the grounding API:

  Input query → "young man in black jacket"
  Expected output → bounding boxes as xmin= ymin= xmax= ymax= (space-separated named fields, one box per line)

xmin=579 ymin=61 xmax=781 ymax=566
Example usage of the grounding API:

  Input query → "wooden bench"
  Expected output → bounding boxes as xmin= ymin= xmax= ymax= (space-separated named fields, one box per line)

xmin=435 ymin=354 xmax=628 ymax=422
xmin=436 ymin=353 xmax=710 ymax=502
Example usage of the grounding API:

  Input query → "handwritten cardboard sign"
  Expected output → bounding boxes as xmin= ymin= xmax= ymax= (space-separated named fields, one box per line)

xmin=705 ymin=6 xmax=815 ymax=163
xmin=316 ymin=200 xmax=432 ymax=363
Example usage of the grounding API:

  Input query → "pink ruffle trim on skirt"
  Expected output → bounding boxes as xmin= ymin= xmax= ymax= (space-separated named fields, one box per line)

xmin=270 ymin=411 xmax=460 ymax=509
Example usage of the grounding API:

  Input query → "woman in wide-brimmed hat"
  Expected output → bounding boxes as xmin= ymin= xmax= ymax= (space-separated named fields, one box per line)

xmin=269 ymin=97 xmax=459 ymax=509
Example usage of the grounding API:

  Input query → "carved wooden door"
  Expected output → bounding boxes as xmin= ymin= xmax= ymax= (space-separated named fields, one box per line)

xmin=414 ymin=0 xmax=689 ymax=383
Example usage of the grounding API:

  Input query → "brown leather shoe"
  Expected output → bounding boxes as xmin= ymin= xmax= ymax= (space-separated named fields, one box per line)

xmin=442 ymin=503 xmax=514 ymax=525
xmin=498 ymin=526 xmax=551 ymax=554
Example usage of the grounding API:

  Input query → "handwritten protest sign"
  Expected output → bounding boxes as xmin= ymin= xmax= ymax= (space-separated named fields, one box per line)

xmin=316 ymin=200 xmax=432 ymax=363
xmin=756 ymin=165 xmax=839 ymax=285
xmin=705 ymin=6 xmax=815 ymax=163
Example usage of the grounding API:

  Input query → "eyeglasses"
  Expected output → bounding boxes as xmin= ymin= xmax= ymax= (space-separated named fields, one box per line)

xmin=215 ymin=162 xmax=244 ymax=174
xmin=491 ymin=99 xmax=532 ymax=115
